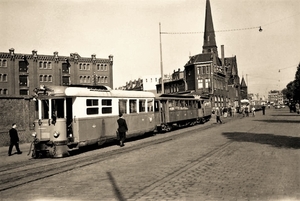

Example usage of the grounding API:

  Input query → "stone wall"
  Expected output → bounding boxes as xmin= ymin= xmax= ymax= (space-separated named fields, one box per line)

xmin=0 ymin=96 xmax=36 ymax=146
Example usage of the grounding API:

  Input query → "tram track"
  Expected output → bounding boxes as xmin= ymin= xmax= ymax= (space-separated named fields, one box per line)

xmin=0 ymin=119 xmax=232 ymax=192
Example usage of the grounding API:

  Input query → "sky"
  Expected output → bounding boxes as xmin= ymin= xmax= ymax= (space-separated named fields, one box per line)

xmin=0 ymin=0 xmax=299 ymax=98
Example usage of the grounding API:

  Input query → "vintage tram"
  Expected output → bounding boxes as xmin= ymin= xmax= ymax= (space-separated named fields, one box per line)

xmin=31 ymin=85 xmax=211 ymax=158
xmin=31 ymin=85 xmax=156 ymax=158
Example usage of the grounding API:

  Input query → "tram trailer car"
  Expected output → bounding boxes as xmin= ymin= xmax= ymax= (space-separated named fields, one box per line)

xmin=153 ymin=94 xmax=211 ymax=132
xmin=31 ymin=85 xmax=156 ymax=158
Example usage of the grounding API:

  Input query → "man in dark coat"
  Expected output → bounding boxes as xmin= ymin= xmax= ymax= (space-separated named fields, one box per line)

xmin=117 ymin=113 xmax=128 ymax=147
xmin=8 ymin=123 xmax=22 ymax=156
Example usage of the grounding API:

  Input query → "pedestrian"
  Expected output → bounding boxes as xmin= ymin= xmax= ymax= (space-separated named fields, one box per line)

xmin=245 ymin=105 xmax=249 ymax=117
xmin=231 ymin=106 xmax=235 ymax=117
xmin=251 ymin=106 xmax=256 ymax=117
xmin=223 ymin=107 xmax=228 ymax=118
xmin=117 ymin=113 xmax=128 ymax=147
xmin=215 ymin=107 xmax=222 ymax=124
xmin=262 ymin=104 xmax=266 ymax=115
xmin=8 ymin=123 xmax=22 ymax=156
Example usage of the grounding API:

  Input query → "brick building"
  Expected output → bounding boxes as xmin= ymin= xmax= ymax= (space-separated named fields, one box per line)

xmin=0 ymin=48 xmax=114 ymax=96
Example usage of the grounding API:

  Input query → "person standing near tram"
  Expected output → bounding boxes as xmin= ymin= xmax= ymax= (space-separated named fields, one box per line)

xmin=117 ymin=113 xmax=128 ymax=147
xmin=8 ymin=123 xmax=22 ymax=156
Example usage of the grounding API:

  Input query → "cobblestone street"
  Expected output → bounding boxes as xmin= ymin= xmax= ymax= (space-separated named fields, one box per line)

xmin=1 ymin=108 xmax=300 ymax=201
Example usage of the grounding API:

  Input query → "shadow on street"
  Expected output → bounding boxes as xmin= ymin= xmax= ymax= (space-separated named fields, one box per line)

xmin=253 ymin=119 xmax=300 ymax=123
xmin=106 ymin=172 xmax=126 ymax=201
xmin=222 ymin=132 xmax=300 ymax=149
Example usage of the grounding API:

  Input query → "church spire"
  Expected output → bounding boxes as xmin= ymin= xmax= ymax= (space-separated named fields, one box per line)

xmin=202 ymin=0 xmax=218 ymax=55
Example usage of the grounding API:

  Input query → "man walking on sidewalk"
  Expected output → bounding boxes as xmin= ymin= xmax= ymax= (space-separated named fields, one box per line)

xmin=8 ymin=123 xmax=22 ymax=156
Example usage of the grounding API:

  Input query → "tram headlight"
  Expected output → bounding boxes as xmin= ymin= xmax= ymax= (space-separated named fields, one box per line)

xmin=31 ymin=132 xmax=37 ymax=137
xmin=53 ymin=131 xmax=60 ymax=138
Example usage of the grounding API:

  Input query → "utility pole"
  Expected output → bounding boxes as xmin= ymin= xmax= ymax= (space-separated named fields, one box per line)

xmin=159 ymin=22 xmax=164 ymax=94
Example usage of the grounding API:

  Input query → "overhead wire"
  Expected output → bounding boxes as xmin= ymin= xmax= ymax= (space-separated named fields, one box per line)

xmin=160 ymin=12 xmax=300 ymax=35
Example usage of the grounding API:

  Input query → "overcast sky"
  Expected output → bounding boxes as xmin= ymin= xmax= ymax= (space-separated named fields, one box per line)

xmin=1 ymin=0 xmax=299 ymax=97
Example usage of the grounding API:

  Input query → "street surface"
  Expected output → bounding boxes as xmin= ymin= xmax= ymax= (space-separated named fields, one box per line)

xmin=0 ymin=107 xmax=300 ymax=201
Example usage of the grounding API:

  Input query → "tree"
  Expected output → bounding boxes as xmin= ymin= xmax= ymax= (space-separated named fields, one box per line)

xmin=284 ymin=81 xmax=295 ymax=101
xmin=293 ymin=63 xmax=300 ymax=101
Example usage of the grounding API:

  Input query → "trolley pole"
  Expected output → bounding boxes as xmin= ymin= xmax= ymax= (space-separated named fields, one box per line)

xmin=159 ymin=22 xmax=164 ymax=94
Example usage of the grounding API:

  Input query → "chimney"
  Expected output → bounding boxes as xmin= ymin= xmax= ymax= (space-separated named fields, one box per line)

xmin=221 ymin=45 xmax=225 ymax=69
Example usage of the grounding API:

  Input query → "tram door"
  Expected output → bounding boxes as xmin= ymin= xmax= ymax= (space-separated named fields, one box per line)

xmin=66 ymin=98 xmax=73 ymax=138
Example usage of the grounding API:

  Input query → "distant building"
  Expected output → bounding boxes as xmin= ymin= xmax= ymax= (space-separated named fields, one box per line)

xmin=142 ymin=75 xmax=160 ymax=93
xmin=0 ymin=48 xmax=113 ymax=97
xmin=124 ymin=78 xmax=143 ymax=91
xmin=268 ymin=90 xmax=283 ymax=104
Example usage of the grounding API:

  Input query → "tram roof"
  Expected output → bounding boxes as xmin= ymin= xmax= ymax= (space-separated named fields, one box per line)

xmin=37 ymin=85 xmax=155 ymax=98
xmin=155 ymin=93 xmax=198 ymax=100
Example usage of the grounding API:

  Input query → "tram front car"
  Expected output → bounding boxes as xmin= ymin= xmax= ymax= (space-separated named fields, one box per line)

xmin=31 ymin=85 xmax=72 ymax=158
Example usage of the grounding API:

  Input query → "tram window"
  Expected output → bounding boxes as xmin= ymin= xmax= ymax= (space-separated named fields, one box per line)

xmin=147 ymin=99 xmax=154 ymax=112
xmin=154 ymin=101 xmax=160 ymax=112
xmin=87 ymin=108 xmax=99 ymax=115
xmin=41 ymin=100 xmax=49 ymax=119
xmin=52 ymin=99 xmax=65 ymax=118
xmin=102 ymin=99 xmax=112 ymax=106
xmin=86 ymin=99 xmax=99 ymax=115
xmin=86 ymin=99 xmax=98 ymax=106
xmin=102 ymin=99 xmax=112 ymax=114
xmin=139 ymin=99 xmax=146 ymax=112
xmin=129 ymin=99 xmax=137 ymax=113
xmin=119 ymin=100 xmax=127 ymax=114
xmin=198 ymin=101 xmax=202 ymax=109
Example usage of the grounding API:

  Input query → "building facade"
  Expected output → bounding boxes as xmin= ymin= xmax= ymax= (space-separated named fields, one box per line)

xmin=0 ymin=48 xmax=113 ymax=97
xmin=156 ymin=0 xmax=242 ymax=107
xmin=268 ymin=90 xmax=283 ymax=104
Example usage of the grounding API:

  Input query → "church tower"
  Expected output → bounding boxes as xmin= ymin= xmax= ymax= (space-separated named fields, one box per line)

xmin=202 ymin=0 xmax=218 ymax=55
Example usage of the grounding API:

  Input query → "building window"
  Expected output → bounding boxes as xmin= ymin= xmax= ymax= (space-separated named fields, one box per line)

xmin=2 ymin=60 xmax=7 ymax=67
xmin=0 ymin=74 xmax=7 ymax=82
xmin=62 ymin=63 xmax=69 ymax=74
xmin=205 ymin=78 xmax=210 ymax=88
xmin=3 ymin=89 xmax=8 ymax=95
xmin=87 ymin=64 xmax=90 ymax=70
xmin=47 ymin=62 xmax=52 ymax=69
xmin=20 ymin=89 xmax=28 ymax=95
xmin=197 ymin=79 xmax=203 ymax=89
xmin=19 ymin=61 xmax=28 ymax=72
xmin=62 ymin=76 xmax=70 ymax=85
xmin=48 ymin=75 xmax=52 ymax=82
xmin=206 ymin=66 xmax=209 ymax=74
xmin=19 ymin=75 xmax=28 ymax=86
xmin=202 ymin=67 xmax=205 ymax=74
